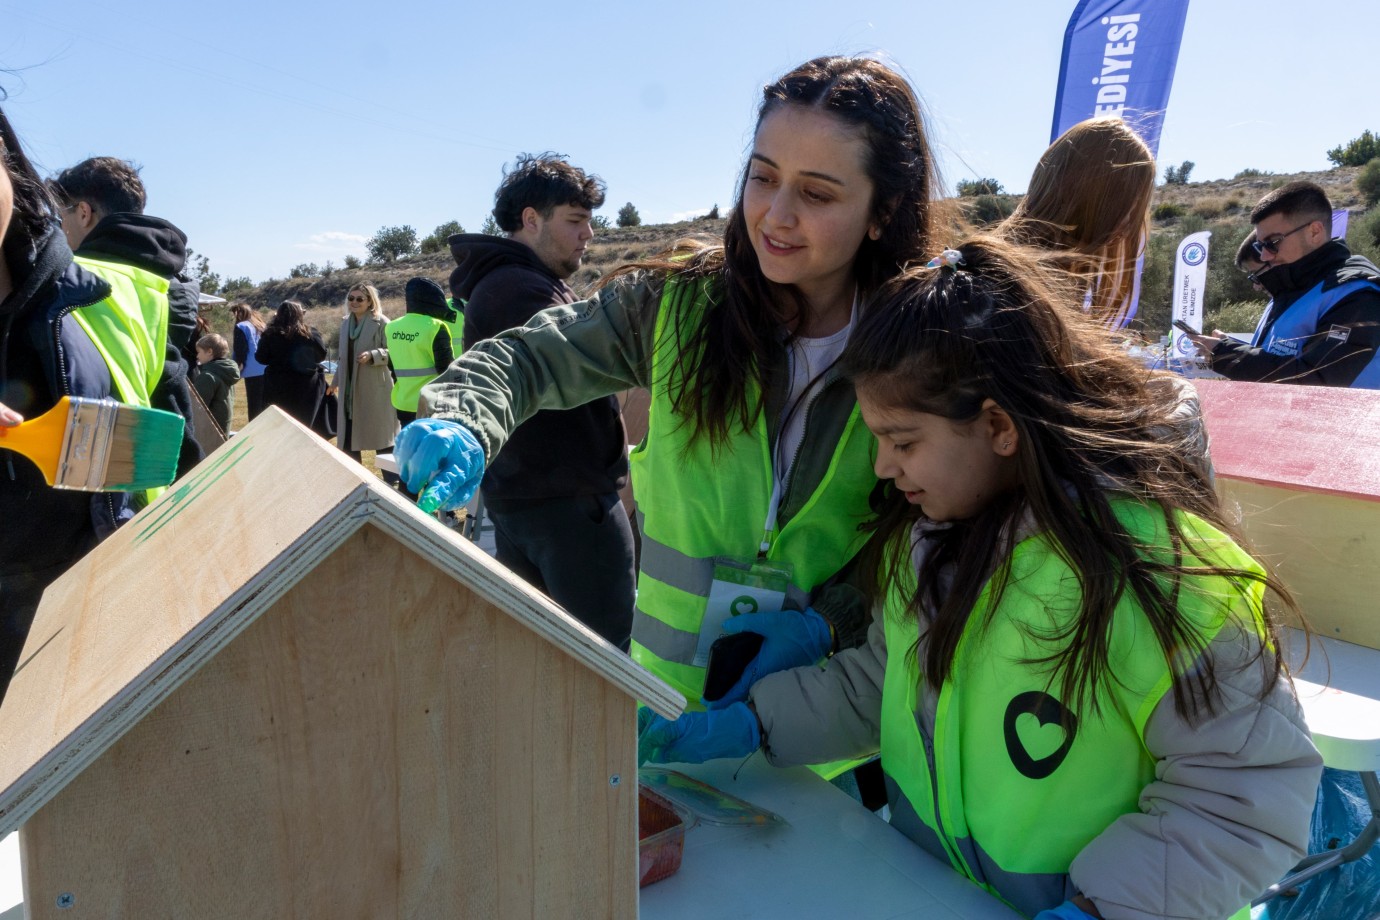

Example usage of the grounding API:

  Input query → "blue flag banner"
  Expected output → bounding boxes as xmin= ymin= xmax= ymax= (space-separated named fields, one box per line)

xmin=1051 ymin=0 xmax=1192 ymax=156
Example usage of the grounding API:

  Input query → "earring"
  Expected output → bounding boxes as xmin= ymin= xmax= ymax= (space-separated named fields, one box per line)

xmin=1002 ymin=440 xmax=1012 ymax=451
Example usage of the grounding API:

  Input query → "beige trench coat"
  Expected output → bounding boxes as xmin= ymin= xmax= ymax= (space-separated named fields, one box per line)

xmin=333 ymin=313 xmax=398 ymax=451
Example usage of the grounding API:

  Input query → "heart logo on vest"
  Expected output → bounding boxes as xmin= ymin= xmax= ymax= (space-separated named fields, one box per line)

xmin=1002 ymin=691 xmax=1078 ymax=780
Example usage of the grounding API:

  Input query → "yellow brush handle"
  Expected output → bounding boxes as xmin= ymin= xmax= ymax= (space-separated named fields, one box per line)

xmin=0 ymin=396 xmax=75 ymax=486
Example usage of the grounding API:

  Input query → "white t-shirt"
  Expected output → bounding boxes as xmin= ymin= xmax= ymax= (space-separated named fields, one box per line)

xmin=776 ymin=296 xmax=858 ymax=484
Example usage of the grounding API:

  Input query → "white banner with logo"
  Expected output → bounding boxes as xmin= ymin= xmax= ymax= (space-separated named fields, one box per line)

xmin=1169 ymin=230 xmax=1211 ymax=363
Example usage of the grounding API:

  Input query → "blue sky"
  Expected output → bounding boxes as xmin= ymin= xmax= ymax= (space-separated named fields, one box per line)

xmin=2 ymin=0 xmax=1374 ymax=282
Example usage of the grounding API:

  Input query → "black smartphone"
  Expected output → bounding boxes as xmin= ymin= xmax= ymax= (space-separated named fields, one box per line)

xmin=701 ymin=631 xmax=765 ymax=703
xmin=1172 ymin=319 xmax=1197 ymax=335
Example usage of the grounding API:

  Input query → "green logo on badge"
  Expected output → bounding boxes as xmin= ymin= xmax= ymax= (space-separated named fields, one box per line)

xmin=730 ymin=596 xmax=759 ymax=616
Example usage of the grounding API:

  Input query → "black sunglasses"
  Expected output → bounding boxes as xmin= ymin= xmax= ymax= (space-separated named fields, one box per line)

xmin=1252 ymin=222 xmax=1314 ymax=256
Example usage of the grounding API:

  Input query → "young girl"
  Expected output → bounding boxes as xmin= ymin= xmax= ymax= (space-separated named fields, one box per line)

xmin=394 ymin=56 xmax=943 ymax=729
xmin=642 ymin=238 xmax=1321 ymax=919
xmin=999 ymin=117 xmax=1154 ymax=327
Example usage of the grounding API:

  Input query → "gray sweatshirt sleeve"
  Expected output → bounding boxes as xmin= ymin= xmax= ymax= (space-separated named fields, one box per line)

xmin=418 ymin=274 xmax=661 ymax=457
xmin=750 ymin=605 xmax=888 ymax=767
xmin=1070 ymin=626 xmax=1322 ymax=920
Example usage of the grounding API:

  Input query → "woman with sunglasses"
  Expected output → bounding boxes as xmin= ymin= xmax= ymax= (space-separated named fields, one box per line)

xmin=331 ymin=284 xmax=396 ymax=462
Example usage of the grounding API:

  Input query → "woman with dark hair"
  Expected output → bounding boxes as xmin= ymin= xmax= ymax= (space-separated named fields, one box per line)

xmin=254 ymin=299 xmax=328 ymax=433
xmin=643 ymin=237 xmax=1320 ymax=920
xmin=0 ymin=104 xmax=188 ymax=700
xmin=395 ymin=55 xmax=944 ymax=738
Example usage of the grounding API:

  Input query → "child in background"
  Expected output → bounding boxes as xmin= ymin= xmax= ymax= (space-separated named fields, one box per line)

xmin=641 ymin=237 xmax=1321 ymax=919
xmin=193 ymin=333 xmax=240 ymax=435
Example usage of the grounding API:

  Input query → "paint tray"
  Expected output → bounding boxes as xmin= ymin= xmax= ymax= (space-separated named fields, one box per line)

xmin=639 ymin=786 xmax=686 ymax=887
xmin=639 ymin=766 xmax=786 ymax=827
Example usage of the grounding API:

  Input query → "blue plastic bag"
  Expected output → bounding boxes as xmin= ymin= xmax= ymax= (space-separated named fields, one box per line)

xmin=1258 ymin=768 xmax=1380 ymax=920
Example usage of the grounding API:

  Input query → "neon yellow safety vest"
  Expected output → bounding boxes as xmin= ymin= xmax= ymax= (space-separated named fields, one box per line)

xmin=444 ymin=297 xmax=464 ymax=356
xmin=72 ymin=256 xmax=172 ymax=504
xmin=879 ymin=501 xmax=1258 ymax=920
xmin=386 ymin=313 xmax=446 ymax=411
xmin=629 ymin=275 xmax=877 ymax=777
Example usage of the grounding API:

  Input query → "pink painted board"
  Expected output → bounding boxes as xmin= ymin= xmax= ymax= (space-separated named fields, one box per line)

xmin=1194 ymin=379 xmax=1380 ymax=502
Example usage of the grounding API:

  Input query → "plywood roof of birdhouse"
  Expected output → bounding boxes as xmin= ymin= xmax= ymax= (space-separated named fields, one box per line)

xmin=0 ymin=408 xmax=682 ymax=835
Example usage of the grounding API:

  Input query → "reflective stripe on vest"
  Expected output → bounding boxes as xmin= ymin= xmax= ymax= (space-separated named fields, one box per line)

xmin=71 ymin=257 xmax=172 ymax=504
xmin=627 ymin=274 xmax=876 ymax=706
xmin=445 ymin=298 xmax=465 ymax=355
xmin=879 ymin=501 xmax=1260 ymax=919
xmin=386 ymin=313 xmax=445 ymax=410
xmin=1254 ymin=277 xmax=1380 ymax=390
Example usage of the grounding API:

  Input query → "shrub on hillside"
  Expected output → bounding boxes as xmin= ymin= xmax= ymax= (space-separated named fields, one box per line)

xmin=420 ymin=220 xmax=465 ymax=254
xmin=591 ymin=214 xmax=610 ymax=230
xmin=966 ymin=194 xmax=1015 ymax=226
xmin=1234 ymin=168 xmax=1272 ymax=179
xmin=222 ymin=276 xmax=253 ymax=294
xmin=617 ymin=203 xmax=642 ymax=228
xmin=367 ymin=225 xmax=418 ymax=263
xmin=1351 ymin=207 xmax=1380 ymax=254
xmin=1163 ymin=161 xmax=1195 ymax=185
xmin=343 ymin=255 xmax=362 ymax=270
xmin=1153 ymin=202 xmax=1186 ymax=221
xmin=1357 ymin=158 xmax=1380 ymax=207
xmin=957 ymin=178 xmax=1003 ymax=197
xmin=1326 ymin=130 xmax=1380 ymax=168
xmin=1207 ymin=300 xmax=1268 ymax=336
xmin=289 ymin=263 xmax=321 ymax=279
xmin=1191 ymin=198 xmax=1226 ymax=219
xmin=481 ymin=216 xmax=502 ymax=236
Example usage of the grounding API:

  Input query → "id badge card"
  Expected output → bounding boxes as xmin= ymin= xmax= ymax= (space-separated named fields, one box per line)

xmin=694 ymin=558 xmax=795 ymax=668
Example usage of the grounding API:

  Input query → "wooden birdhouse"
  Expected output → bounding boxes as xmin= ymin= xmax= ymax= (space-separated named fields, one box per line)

xmin=0 ymin=408 xmax=683 ymax=919
xmin=1196 ymin=379 xmax=1380 ymax=649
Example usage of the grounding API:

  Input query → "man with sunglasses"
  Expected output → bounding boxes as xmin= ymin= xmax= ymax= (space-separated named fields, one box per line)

xmin=1187 ymin=181 xmax=1380 ymax=388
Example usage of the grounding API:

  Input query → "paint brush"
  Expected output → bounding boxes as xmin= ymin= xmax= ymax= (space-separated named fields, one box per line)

xmin=0 ymin=396 xmax=183 ymax=492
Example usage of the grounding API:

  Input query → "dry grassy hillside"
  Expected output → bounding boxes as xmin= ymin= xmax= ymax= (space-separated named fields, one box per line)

xmin=209 ymin=165 xmax=1376 ymax=353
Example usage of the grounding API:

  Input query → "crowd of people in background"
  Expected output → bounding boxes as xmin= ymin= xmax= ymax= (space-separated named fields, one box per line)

xmin=4 ymin=48 xmax=1380 ymax=920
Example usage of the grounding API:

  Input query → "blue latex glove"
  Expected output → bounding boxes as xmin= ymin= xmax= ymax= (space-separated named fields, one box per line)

xmin=1032 ymin=901 xmax=1098 ymax=920
xmin=703 ymin=607 xmax=834 ymax=709
xmin=638 ymin=702 xmax=760 ymax=766
xmin=394 ymin=418 xmax=485 ymax=513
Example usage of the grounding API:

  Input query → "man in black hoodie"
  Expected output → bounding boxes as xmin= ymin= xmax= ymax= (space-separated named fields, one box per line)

xmin=446 ymin=153 xmax=635 ymax=651
xmin=1188 ymin=181 xmax=1380 ymax=388
xmin=49 ymin=156 xmax=202 ymax=472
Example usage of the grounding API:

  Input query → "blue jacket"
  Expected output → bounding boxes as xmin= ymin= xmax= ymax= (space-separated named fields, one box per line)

xmin=1210 ymin=240 xmax=1380 ymax=388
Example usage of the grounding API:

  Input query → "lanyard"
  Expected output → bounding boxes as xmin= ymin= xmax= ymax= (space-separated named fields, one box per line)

xmin=759 ymin=290 xmax=858 ymax=553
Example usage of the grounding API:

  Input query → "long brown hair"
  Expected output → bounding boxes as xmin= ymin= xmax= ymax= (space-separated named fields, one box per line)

xmin=1000 ymin=118 xmax=1154 ymax=325
xmin=843 ymin=236 xmax=1295 ymax=722
xmin=231 ymin=302 xmax=266 ymax=332
xmin=602 ymin=55 xmax=941 ymax=449
xmin=267 ymin=300 xmax=311 ymax=340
